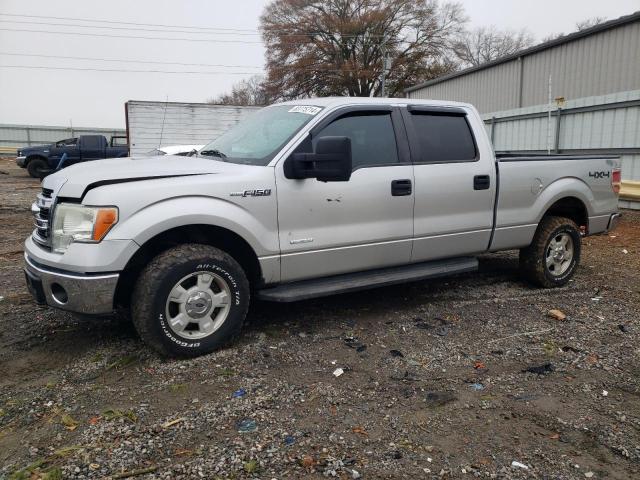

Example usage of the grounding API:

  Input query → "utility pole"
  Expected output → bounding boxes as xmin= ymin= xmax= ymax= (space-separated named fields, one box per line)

xmin=380 ymin=34 xmax=388 ymax=97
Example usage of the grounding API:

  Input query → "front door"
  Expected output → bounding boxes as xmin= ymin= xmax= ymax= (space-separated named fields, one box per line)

xmin=276 ymin=107 xmax=414 ymax=282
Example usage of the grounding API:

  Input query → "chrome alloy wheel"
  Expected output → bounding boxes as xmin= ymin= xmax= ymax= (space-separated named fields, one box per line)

xmin=546 ymin=232 xmax=574 ymax=276
xmin=165 ymin=271 xmax=231 ymax=340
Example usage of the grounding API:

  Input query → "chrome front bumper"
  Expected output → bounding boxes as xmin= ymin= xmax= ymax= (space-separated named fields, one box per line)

xmin=24 ymin=254 xmax=119 ymax=315
xmin=16 ymin=156 xmax=26 ymax=167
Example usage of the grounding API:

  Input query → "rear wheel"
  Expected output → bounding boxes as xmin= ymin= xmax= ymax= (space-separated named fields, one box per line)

xmin=26 ymin=158 xmax=49 ymax=179
xmin=519 ymin=216 xmax=581 ymax=288
xmin=131 ymin=244 xmax=250 ymax=357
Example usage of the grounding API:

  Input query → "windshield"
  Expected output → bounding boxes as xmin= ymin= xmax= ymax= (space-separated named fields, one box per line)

xmin=199 ymin=104 xmax=323 ymax=165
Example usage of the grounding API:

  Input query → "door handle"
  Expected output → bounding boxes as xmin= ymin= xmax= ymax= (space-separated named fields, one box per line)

xmin=473 ymin=175 xmax=490 ymax=190
xmin=391 ymin=179 xmax=412 ymax=196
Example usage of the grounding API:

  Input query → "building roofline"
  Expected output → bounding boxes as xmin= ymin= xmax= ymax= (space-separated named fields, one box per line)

xmin=405 ymin=10 xmax=640 ymax=94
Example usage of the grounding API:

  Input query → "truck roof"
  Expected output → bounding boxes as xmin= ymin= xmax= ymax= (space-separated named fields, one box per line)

xmin=278 ymin=96 xmax=473 ymax=109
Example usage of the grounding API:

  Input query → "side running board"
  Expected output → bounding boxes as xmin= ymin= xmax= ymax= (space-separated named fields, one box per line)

xmin=257 ymin=257 xmax=478 ymax=303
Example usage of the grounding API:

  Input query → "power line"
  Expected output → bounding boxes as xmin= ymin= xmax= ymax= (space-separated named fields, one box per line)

xmin=0 ymin=12 xmax=261 ymax=33
xmin=0 ymin=63 xmax=375 ymax=76
xmin=0 ymin=19 xmax=264 ymax=36
xmin=0 ymin=52 xmax=263 ymax=69
xmin=0 ymin=53 xmax=375 ymax=74
xmin=0 ymin=12 xmax=385 ymax=37
xmin=0 ymin=65 xmax=263 ymax=75
xmin=0 ymin=27 xmax=264 ymax=44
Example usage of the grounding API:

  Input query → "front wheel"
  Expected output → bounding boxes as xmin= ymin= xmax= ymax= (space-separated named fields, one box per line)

xmin=519 ymin=216 xmax=581 ymax=288
xmin=131 ymin=244 xmax=250 ymax=357
xmin=27 ymin=158 xmax=49 ymax=179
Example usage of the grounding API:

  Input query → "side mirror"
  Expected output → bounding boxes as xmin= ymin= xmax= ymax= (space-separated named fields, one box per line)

xmin=286 ymin=136 xmax=352 ymax=182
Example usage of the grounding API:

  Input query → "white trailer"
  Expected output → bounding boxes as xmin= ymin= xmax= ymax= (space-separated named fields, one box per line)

xmin=125 ymin=100 xmax=260 ymax=156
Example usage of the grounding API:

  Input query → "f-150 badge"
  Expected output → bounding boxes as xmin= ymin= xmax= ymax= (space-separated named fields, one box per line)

xmin=230 ymin=189 xmax=272 ymax=197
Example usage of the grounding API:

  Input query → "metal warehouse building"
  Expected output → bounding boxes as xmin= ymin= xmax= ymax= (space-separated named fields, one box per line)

xmin=406 ymin=11 xmax=640 ymax=208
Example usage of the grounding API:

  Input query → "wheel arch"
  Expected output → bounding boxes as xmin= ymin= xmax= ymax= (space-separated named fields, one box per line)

xmin=25 ymin=154 xmax=48 ymax=165
xmin=541 ymin=196 xmax=589 ymax=231
xmin=114 ymin=224 xmax=263 ymax=309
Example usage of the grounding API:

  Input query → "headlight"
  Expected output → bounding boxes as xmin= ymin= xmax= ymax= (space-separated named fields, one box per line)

xmin=51 ymin=203 xmax=118 ymax=253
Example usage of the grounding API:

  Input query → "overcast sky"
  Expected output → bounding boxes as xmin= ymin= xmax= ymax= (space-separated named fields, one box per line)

xmin=0 ymin=0 xmax=638 ymax=128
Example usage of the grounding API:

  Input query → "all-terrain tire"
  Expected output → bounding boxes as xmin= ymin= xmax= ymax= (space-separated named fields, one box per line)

xmin=519 ymin=216 xmax=581 ymax=288
xmin=131 ymin=244 xmax=250 ymax=357
xmin=27 ymin=158 xmax=49 ymax=179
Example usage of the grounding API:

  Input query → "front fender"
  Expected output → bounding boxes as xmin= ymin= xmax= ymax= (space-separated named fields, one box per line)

xmin=107 ymin=196 xmax=279 ymax=258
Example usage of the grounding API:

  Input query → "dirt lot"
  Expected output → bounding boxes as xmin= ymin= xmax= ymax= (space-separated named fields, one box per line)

xmin=0 ymin=157 xmax=639 ymax=479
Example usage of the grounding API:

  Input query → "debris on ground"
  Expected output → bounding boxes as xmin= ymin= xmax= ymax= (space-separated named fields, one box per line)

xmin=333 ymin=367 xmax=345 ymax=377
xmin=389 ymin=349 xmax=404 ymax=357
xmin=162 ymin=417 xmax=185 ymax=429
xmin=547 ymin=309 xmax=567 ymax=321
xmin=511 ymin=461 xmax=529 ymax=470
xmin=425 ymin=391 xmax=457 ymax=407
xmin=236 ymin=419 xmax=257 ymax=433
xmin=523 ymin=363 xmax=555 ymax=375
xmin=231 ymin=388 xmax=246 ymax=398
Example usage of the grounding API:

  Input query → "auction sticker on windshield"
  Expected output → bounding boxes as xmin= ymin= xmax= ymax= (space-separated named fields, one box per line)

xmin=288 ymin=106 xmax=321 ymax=115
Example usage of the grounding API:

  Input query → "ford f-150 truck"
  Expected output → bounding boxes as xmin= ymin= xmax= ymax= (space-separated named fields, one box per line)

xmin=16 ymin=135 xmax=128 ymax=179
xmin=23 ymin=97 xmax=622 ymax=357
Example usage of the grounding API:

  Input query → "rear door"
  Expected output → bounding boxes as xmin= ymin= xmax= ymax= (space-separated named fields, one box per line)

xmin=402 ymin=106 xmax=495 ymax=261
xmin=79 ymin=136 xmax=106 ymax=161
xmin=276 ymin=106 xmax=414 ymax=282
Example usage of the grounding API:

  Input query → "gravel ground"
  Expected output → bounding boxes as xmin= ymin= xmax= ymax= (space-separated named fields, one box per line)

xmin=1 ymin=157 xmax=639 ymax=479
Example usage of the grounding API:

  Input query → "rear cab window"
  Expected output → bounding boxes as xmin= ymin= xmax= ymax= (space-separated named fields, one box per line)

xmin=404 ymin=106 xmax=477 ymax=163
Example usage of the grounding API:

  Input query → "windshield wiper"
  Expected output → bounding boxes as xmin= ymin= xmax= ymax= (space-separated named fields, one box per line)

xmin=199 ymin=149 xmax=227 ymax=159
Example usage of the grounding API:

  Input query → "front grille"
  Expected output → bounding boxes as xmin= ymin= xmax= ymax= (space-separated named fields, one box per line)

xmin=32 ymin=188 xmax=54 ymax=249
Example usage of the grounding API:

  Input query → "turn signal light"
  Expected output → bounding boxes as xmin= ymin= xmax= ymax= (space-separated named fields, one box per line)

xmin=93 ymin=208 xmax=118 ymax=241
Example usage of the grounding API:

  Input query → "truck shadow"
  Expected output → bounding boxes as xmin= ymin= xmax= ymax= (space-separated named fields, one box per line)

xmin=246 ymin=253 xmax=522 ymax=332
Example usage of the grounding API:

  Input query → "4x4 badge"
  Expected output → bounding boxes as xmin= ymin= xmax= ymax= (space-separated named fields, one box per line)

xmin=230 ymin=189 xmax=272 ymax=197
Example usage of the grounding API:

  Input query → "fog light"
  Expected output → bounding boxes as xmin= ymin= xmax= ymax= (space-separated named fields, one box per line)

xmin=50 ymin=283 xmax=68 ymax=304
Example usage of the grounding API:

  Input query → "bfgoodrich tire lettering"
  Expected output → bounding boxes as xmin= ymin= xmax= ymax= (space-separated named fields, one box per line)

xmin=131 ymin=244 xmax=250 ymax=357
xmin=519 ymin=216 xmax=581 ymax=288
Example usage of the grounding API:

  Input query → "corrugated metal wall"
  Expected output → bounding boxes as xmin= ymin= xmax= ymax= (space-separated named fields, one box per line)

xmin=408 ymin=60 xmax=522 ymax=113
xmin=126 ymin=101 xmax=260 ymax=155
xmin=483 ymin=90 xmax=640 ymax=208
xmin=407 ymin=17 xmax=640 ymax=114
xmin=0 ymin=124 xmax=125 ymax=151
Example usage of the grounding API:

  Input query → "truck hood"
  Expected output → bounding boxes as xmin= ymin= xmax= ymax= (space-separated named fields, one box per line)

xmin=19 ymin=144 xmax=52 ymax=155
xmin=43 ymin=155 xmax=252 ymax=199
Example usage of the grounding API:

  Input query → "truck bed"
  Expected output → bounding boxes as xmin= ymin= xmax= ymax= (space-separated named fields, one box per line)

xmin=496 ymin=152 xmax=620 ymax=161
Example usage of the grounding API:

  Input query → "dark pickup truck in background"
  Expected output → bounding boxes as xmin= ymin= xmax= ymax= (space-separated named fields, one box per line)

xmin=16 ymin=135 xmax=128 ymax=178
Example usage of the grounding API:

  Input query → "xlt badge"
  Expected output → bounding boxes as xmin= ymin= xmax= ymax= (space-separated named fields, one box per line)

xmin=230 ymin=189 xmax=272 ymax=197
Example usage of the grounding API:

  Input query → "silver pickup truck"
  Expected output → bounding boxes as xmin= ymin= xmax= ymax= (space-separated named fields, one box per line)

xmin=23 ymin=97 xmax=622 ymax=357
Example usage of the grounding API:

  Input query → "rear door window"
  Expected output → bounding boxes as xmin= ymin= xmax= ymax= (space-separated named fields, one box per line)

xmin=408 ymin=112 xmax=477 ymax=163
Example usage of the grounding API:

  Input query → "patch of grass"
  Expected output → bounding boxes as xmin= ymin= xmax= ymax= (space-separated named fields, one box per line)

xmin=169 ymin=383 xmax=188 ymax=393
xmin=54 ymin=446 xmax=83 ymax=457
xmin=243 ymin=459 xmax=259 ymax=474
xmin=90 ymin=352 xmax=104 ymax=362
xmin=105 ymin=354 xmax=138 ymax=370
xmin=218 ymin=368 xmax=235 ymax=377
xmin=102 ymin=409 xmax=137 ymax=423
xmin=8 ymin=459 xmax=45 ymax=480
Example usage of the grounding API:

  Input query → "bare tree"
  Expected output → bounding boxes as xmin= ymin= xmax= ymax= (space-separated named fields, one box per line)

xmin=541 ymin=16 xmax=608 ymax=42
xmin=576 ymin=16 xmax=607 ymax=31
xmin=453 ymin=27 xmax=534 ymax=67
xmin=260 ymin=0 xmax=467 ymax=100
xmin=209 ymin=75 xmax=271 ymax=106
